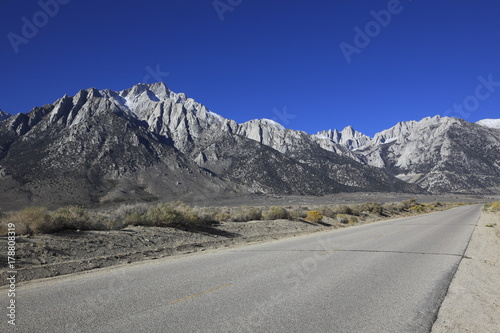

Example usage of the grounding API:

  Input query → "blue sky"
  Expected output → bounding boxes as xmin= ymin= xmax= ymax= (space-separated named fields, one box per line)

xmin=1 ymin=0 xmax=499 ymax=136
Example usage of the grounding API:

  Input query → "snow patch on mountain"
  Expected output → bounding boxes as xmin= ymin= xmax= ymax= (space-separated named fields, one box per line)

xmin=476 ymin=119 xmax=500 ymax=129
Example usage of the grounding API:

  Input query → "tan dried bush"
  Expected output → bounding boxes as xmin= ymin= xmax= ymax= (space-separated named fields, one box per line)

xmin=49 ymin=206 xmax=104 ymax=232
xmin=262 ymin=206 xmax=289 ymax=220
xmin=335 ymin=205 xmax=354 ymax=215
xmin=336 ymin=214 xmax=349 ymax=224
xmin=348 ymin=216 xmax=358 ymax=224
xmin=5 ymin=207 xmax=50 ymax=234
xmin=214 ymin=211 xmax=231 ymax=222
xmin=230 ymin=207 xmax=262 ymax=222
xmin=289 ymin=207 xmax=307 ymax=220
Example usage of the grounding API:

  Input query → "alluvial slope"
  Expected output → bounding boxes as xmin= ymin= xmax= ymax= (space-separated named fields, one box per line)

xmin=0 ymin=83 xmax=421 ymax=209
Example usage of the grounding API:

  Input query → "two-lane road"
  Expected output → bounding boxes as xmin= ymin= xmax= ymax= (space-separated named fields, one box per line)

xmin=1 ymin=205 xmax=481 ymax=332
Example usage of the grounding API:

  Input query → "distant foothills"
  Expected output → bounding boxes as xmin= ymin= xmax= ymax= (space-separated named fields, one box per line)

xmin=0 ymin=82 xmax=499 ymax=209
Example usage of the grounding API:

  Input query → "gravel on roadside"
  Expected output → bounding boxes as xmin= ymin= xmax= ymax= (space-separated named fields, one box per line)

xmin=431 ymin=211 xmax=500 ymax=333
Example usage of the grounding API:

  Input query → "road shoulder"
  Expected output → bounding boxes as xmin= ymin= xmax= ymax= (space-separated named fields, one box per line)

xmin=431 ymin=210 xmax=500 ymax=332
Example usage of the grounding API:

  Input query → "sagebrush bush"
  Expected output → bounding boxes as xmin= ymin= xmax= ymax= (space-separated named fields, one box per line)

xmin=402 ymin=199 xmax=418 ymax=210
xmin=289 ymin=207 xmax=306 ymax=220
xmin=145 ymin=203 xmax=183 ymax=227
xmin=484 ymin=201 xmax=500 ymax=212
xmin=409 ymin=205 xmax=425 ymax=213
xmin=9 ymin=207 xmax=50 ymax=234
xmin=111 ymin=203 xmax=149 ymax=222
xmin=349 ymin=216 xmax=358 ymax=224
xmin=335 ymin=205 xmax=353 ymax=215
xmin=140 ymin=202 xmax=209 ymax=228
xmin=123 ymin=213 xmax=143 ymax=226
xmin=384 ymin=202 xmax=405 ymax=214
xmin=191 ymin=207 xmax=219 ymax=225
xmin=353 ymin=202 xmax=384 ymax=215
xmin=0 ymin=206 xmax=107 ymax=235
xmin=318 ymin=206 xmax=336 ymax=218
xmin=48 ymin=206 xmax=102 ymax=233
xmin=102 ymin=217 xmax=126 ymax=231
xmin=336 ymin=214 xmax=349 ymax=224
xmin=305 ymin=211 xmax=323 ymax=223
xmin=215 ymin=212 xmax=230 ymax=222
xmin=262 ymin=206 xmax=289 ymax=220
xmin=230 ymin=207 xmax=262 ymax=222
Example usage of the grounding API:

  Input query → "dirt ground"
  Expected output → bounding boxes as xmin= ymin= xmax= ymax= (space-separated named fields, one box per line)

xmin=431 ymin=211 xmax=500 ymax=333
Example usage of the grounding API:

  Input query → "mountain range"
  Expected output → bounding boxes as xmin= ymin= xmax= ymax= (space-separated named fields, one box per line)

xmin=0 ymin=82 xmax=498 ymax=209
xmin=315 ymin=116 xmax=500 ymax=194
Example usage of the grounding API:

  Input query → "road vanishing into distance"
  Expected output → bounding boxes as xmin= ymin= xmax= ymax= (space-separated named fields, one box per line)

xmin=1 ymin=205 xmax=482 ymax=332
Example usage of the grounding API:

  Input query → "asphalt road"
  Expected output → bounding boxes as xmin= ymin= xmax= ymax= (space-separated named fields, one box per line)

xmin=1 ymin=205 xmax=481 ymax=333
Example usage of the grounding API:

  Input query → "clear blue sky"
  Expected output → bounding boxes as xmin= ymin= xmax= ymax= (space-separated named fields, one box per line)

xmin=1 ymin=0 xmax=499 ymax=136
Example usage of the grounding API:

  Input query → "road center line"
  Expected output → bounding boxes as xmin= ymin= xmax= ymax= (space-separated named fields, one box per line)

xmin=168 ymin=283 xmax=233 ymax=305
xmin=320 ymin=248 xmax=340 ymax=255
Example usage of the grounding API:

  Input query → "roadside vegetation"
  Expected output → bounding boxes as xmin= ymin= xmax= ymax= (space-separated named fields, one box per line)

xmin=483 ymin=202 xmax=500 ymax=231
xmin=0 ymin=199 xmax=465 ymax=236
xmin=483 ymin=201 xmax=500 ymax=213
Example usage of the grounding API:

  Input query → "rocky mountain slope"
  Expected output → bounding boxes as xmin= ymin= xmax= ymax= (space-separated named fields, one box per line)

xmin=318 ymin=116 xmax=500 ymax=193
xmin=0 ymin=83 xmax=419 ymax=209
xmin=315 ymin=126 xmax=371 ymax=150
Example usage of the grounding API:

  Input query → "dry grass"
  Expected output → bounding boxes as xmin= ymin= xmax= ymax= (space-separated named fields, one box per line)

xmin=484 ymin=201 xmax=500 ymax=213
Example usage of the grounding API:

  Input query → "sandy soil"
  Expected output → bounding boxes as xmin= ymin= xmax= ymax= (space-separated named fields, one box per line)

xmin=431 ymin=211 xmax=500 ymax=333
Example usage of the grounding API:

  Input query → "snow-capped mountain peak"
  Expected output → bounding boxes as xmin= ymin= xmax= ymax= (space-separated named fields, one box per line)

xmin=476 ymin=118 xmax=500 ymax=129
